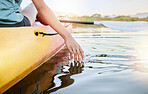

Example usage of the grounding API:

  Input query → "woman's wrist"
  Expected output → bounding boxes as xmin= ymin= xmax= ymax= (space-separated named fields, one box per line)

xmin=60 ymin=30 xmax=73 ymax=41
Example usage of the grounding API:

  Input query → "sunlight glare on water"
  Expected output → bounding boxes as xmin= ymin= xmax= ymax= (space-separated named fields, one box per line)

xmin=59 ymin=25 xmax=148 ymax=94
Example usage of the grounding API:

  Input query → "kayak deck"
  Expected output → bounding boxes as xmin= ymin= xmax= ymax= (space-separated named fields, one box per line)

xmin=0 ymin=23 xmax=72 ymax=93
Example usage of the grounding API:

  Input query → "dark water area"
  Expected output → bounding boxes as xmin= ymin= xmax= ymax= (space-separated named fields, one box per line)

xmin=3 ymin=47 xmax=71 ymax=94
xmin=4 ymin=25 xmax=148 ymax=94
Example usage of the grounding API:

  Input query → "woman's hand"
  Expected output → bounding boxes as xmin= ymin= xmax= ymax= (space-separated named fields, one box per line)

xmin=65 ymin=36 xmax=84 ymax=62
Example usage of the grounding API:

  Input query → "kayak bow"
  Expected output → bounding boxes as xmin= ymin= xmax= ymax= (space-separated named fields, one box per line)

xmin=0 ymin=22 xmax=72 ymax=93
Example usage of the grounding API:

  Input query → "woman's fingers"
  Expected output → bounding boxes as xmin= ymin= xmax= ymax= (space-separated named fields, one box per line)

xmin=70 ymin=53 xmax=73 ymax=60
xmin=66 ymin=40 xmax=84 ymax=62
xmin=67 ymin=45 xmax=73 ymax=60
xmin=80 ymin=47 xmax=84 ymax=60
xmin=76 ymin=45 xmax=84 ymax=62
xmin=76 ymin=49 xmax=81 ymax=63
xmin=73 ymin=49 xmax=78 ymax=62
xmin=72 ymin=46 xmax=84 ymax=62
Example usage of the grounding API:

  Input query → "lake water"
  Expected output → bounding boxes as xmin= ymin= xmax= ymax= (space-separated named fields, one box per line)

xmin=4 ymin=25 xmax=148 ymax=94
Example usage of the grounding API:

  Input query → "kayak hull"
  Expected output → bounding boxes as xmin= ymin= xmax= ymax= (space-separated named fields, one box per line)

xmin=0 ymin=23 xmax=72 ymax=93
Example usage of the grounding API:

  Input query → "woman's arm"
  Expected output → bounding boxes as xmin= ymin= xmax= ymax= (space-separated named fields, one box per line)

xmin=32 ymin=0 xmax=84 ymax=62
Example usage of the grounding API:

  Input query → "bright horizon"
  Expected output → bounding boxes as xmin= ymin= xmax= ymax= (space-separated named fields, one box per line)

xmin=22 ymin=0 xmax=148 ymax=16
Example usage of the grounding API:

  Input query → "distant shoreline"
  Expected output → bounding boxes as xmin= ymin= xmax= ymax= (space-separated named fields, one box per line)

xmin=68 ymin=15 xmax=148 ymax=22
xmin=65 ymin=15 xmax=148 ymax=28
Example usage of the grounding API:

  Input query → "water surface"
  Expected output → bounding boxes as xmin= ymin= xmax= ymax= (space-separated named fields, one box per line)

xmin=4 ymin=25 xmax=148 ymax=94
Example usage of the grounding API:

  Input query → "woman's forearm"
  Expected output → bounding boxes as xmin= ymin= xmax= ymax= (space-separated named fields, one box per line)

xmin=40 ymin=10 xmax=72 ymax=40
xmin=34 ymin=2 xmax=72 ymax=40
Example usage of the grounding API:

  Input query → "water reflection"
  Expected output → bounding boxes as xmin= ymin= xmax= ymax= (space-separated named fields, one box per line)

xmin=43 ymin=62 xmax=84 ymax=94
xmin=4 ymin=47 xmax=84 ymax=94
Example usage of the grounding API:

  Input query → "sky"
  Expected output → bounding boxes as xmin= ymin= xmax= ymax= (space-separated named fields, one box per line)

xmin=22 ymin=0 xmax=148 ymax=16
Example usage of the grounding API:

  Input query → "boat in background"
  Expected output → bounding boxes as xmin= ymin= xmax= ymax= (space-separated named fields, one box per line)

xmin=0 ymin=22 xmax=72 ymax=93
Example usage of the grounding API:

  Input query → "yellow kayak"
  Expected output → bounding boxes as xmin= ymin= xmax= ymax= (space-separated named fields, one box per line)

xmin=4 ymin=47 xmax=70 ymax=94
xmin=0 ymin=22 xmax=72 ymax=93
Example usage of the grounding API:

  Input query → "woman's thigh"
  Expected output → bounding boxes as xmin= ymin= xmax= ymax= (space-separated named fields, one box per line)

xmin=21 ymin=3 xmax=38 ymax=26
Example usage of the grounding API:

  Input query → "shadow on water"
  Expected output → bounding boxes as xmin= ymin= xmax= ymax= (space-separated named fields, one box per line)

xmin=4 ymin=47 xmax=84 ymax=94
